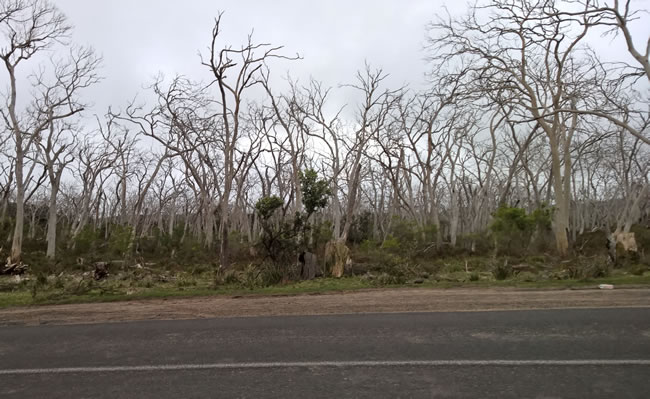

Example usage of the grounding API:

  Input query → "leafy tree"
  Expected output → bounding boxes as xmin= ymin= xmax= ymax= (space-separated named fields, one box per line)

xmin=255 ymin=196 xmax=284 ymax=220
xmin=300 ymin=169 xmax=331 ymax=217
xmin=254 ymin=170 xmax=331 ymax=274
xmin=490 ymin=206 xmax=538 ymax=255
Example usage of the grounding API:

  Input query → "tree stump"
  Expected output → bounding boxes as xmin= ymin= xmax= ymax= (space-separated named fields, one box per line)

xmin=300 ymin=252 xmax=318 ymax=280
xmin=325 ymin=240 xmax=350 ymax=278
xmin=93 ymin=262 xmax=110 ymax=280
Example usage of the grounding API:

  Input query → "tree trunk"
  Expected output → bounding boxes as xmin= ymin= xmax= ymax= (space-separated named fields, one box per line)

xmin=10 ymin=151 xmax=24 ymax=263
xmin=46 ymin=186 xmax=58 ymax=259
xmin=550 ymin=150 xmax=570 ymax=257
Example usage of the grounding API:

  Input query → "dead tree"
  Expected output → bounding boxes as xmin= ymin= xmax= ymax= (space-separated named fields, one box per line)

xmin=201 ymin=12 xmax=298 ymax=268
xmin=38 ymin=120 xmax=76 ymax=259
xmin=0 ymin=0 xmax=100 ymax=262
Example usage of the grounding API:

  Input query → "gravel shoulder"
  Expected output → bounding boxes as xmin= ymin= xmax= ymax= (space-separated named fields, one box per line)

xmin=1 ymin=286 xmax=649 ymax=326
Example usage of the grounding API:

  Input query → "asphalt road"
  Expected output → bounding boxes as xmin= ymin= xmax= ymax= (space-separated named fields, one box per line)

xmin=1 ymin=308 xmax=649 ymax=398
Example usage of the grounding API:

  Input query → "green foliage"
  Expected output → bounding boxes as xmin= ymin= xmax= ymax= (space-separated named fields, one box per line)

xmin=311 ymin=220 xmax=333 ymax=249
xmin=629 ymin=264 xmax=647 ymax=276
xmin=458 ymin=232 xmax=492 ymax=255
xmin=381 ymin=235 xmax=401 ymax=252
xmin=490 ymin=205 xmax=552 ymax=256
xmin=348 ymin=211 xmax=374 ymax=244
xmin=490 ymin=207 xmax=534 ymax=234
xmin=389 ymin=217 xmax=418 ymax=251
xmin=258 ymin=262 xmax=286 ymax=286
xmin=254 ymin=196 xmax=301 ymax=275
xmin=214 ymin=268 xmax=240 ymax=286
xmin=300 ymin=169 xmax=331 ymax=216
xmin=561 ymin=257 xmax=610 ymax=280
xmin=108 ymin=225 xmax=133 ymax=257
xmin=631 ymin=225 xmax=650 ymax=251
xmin=253 ymin=169 xmax=330 ymax=274
xmin=74 ymin=225 xmax=100 ymax=255
xmin=359 ymin=239 xmax=379 ymax=252
xmin=492 ymin=261 xmax=513 ymax=280
xmin=377 ymin=218 xmax=438 ymax=254
xmin=530 ymin=205 xmax=552 ymax=229
xmin=255 ymin=196 xmax=284 ymax=220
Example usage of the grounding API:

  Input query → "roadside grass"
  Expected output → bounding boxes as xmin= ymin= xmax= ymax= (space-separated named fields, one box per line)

xmin=1 ymin=273 xmax=649 ymax=309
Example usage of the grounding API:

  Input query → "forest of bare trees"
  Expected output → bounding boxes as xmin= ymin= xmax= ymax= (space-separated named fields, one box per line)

xmin=1 ymin=0 xmax=648 ymax=283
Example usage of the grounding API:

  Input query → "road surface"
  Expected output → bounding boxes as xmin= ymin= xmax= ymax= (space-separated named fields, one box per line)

xmin=1 ymin=308 xmax=649 ymax=398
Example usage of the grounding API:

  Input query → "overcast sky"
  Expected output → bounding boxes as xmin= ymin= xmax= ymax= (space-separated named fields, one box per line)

xmin=38 ymin=0 xmax=650 ymax=117
xmin=49 ymin=0 xmax=475 ymax=115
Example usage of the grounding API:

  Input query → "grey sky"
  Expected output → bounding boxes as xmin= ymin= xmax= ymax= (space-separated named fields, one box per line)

xmin=52 ymin=0 xmax=464 ymax=115
xmin=48 ymin=0 xmax=649 ymax=116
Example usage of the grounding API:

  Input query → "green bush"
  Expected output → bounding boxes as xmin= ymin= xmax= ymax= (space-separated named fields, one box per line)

xmin=311 ymin=220 xmax=333 ymax=250
xmin=629 ymin=264 xmax=647 ymax=276
xmin=564 ymin=257 xmax=610 ymax=279
xmin=300 ymin=169 xmax=331 ymax=217
xmin=214 ymin=268 xmax=240 ymax=286
xmin=254 ymin=170 xmax=331 ymax=270
xmin=459 ymin=232 xmax=492 ymax=255
xmin=492 ymin=261 xmax=513 ymax=280
xmin=108 ymin=225 xmax=133 ymax=257
xmin=73 ymin=225 xmax=100 ymax=255
xmin=347 ymin=211 xmax=374 ymax=244
xmin=381 ymin=235 xmax=401 ymax=252
xmin=255 ymin=196 xmax=284 ymax=220
xmin=241 ymin=263 xmax=262 ymax=289
xmin=490 ymin=205 xmax=552 ymax=256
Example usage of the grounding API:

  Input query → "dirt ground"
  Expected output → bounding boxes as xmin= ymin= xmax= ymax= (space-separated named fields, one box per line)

xmin=1 ymin=287 xmax=649 ymax=326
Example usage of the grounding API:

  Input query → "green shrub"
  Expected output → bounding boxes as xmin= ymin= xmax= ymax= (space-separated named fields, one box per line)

xmin=459 ymin=232 xmax=492 ymax=255
xmin=516 ymin=271 xmax=538 ymax=282
xmin=373 ymin=272 xmax=404 ymax=286
xmin=311 ymin=220 xmax=333 ymax=250
xmin=258 ymin=262 xmax=285 ymax=286
xmin=255 ymin=196 xmax=284 ymax=220
xmin=255 ymin=169 xmax=330 ymax=268
xmin=73 ymin=225 xmax=100 ymax=255
xmin=300 ymin=169 xmax=331 ymax=217
xmin=359 ymin=239 xmax=379 ymax=252
xmin=108 ymin=225 xmax=133 ymax=257
xmin=214 ymin=268 xmax=240 ymax=286
xmin=628 ymin=264 xmax=647 ymax=276
xmin=381 ymin=235 xmax=401 ymax=252
xmin=492 ymin=261 xmax=513 ymax=280
xmin=490 ymin=205 xmax=552 ymax=256
xmin=348 ymin=211 xmax=374 ymax=244
xmin=565 ymin=257 xmax=610 ymax=279
xmin=241 ymin=264 xmax=262 ymax=289
xmin=176 ymin=276 xmax=197 ymax=288
xmin=631 ymin=225 xmax=650 ymax=252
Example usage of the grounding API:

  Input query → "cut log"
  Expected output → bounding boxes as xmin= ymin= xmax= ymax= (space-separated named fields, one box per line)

xmin=93 ymin=262 xmax=110 ymax=280
xmin=1 ymin=258 xmax=29 ymax=275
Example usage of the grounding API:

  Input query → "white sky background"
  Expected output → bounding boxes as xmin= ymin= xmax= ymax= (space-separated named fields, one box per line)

xmin=15 ymin=0 xmax=650 ymax=125
xmin=52 ymin=0 xmax=466 ymax=116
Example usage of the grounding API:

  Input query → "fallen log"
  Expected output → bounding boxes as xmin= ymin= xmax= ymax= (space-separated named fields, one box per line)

xmin=1 ymin=258 xmax=29 ymax=275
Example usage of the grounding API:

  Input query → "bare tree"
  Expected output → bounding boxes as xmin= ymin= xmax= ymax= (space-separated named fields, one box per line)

xmin=428 ymin=0 xmax=611 ymax=256
xmin=201 ymin=12 xmax=297 ymax=268
xmin=38 ymin=119 xmax=76 ymax=258
xmin=0 ymin=0 xmax=100 ymax=262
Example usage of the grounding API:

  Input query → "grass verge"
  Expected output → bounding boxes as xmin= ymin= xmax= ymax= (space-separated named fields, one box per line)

xmin=2 ymin=274 xmax=650 ymax=309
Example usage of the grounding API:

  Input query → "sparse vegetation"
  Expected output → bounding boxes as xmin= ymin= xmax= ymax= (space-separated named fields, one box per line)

xmin=0 ymin=0 xmax=649 ymax=309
